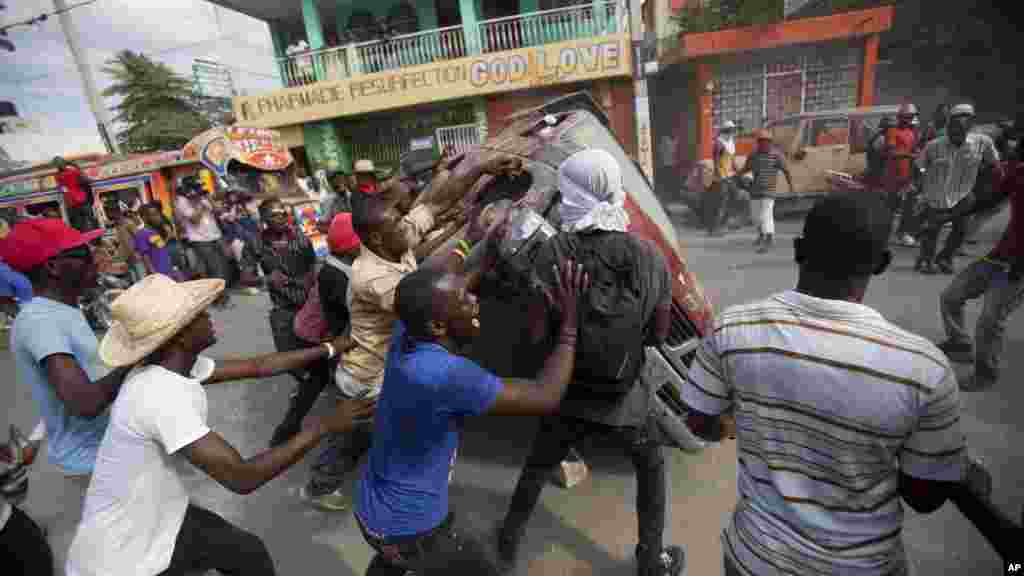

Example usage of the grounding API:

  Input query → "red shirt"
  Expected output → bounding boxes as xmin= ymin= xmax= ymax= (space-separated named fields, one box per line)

xmin=989 ymin=162 xmax=1024 ymax=262
xmin=56 ymin=165 xmax=87 ymax=207
xmin=884 ymin=127 xmax=917 ymax=184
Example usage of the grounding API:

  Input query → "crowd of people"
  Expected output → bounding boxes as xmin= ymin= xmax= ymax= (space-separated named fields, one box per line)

xmin=0 ymin=111 xmax=1022 ymax=576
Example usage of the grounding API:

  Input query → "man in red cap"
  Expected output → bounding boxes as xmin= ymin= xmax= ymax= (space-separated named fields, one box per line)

xmin=0 ymin=218 xmax=134 ymax=562
xmin=300 ymin=213 xmax=365 ymax=509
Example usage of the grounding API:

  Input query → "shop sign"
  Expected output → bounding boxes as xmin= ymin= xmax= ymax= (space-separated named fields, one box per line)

xmin=234 ymin=34 xmax=633 ymax=129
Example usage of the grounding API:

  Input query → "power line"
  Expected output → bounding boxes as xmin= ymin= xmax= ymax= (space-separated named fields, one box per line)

xmin=1 ymin=0 xmax=98 ymax=33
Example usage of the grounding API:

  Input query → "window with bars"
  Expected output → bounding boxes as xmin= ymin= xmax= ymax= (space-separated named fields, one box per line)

xmin=713 ymin=45 xmax=860 ymax=130
xmin=713 ymin=74 xmax=763 ymax=134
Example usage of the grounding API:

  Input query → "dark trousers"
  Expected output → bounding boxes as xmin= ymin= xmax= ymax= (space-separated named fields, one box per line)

xmin=158 ymin=505 xmax=275 ymax=576
xmin=705 ymin=179 xmax=738 ymax=234
xmin=190 ymin=240 xmax=233 ymax=306
xmin=0 ymin=506 xmax=54 ymax=576
xmin=891 ymin=180 xmax=921 ymax=237
xmin=502 ymin=415 xmax=667 ymax=570
xmin=190 ymin=240 xmax=231 ymax=282
xmin=358 ymin=512 xmax=500 ymax=575
xmin=67 ymin=203 xmax=97 ymax=232
xmin=918 ymin=205 xmax=971 ymax=264
xmin=311 ymin=422 xmax=374 ymax=492
xmin=269 ymin=307 xmax=329 ymax=445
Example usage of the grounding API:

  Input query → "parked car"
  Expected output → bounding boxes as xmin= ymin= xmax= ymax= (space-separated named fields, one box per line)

xmin=763 ymin=105 xmax=902 ymax=197
xmin=417 ymin=92 xmax=714 ymax=452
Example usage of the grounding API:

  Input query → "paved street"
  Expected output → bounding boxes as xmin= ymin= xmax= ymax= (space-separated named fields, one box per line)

xmin=3 ymin=207 xmax=1021 ymax=576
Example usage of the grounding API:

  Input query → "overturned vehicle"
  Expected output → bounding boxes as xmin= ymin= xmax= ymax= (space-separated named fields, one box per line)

xmin=408 ymin=93 xmax=714 ymax=452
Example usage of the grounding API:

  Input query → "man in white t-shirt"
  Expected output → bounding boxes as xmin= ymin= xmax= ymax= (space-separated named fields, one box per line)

xmin=66 ymin=275 xmax=375 ymax=576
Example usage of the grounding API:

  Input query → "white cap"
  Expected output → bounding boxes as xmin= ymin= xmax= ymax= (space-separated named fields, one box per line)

xmin=721 ymin=120 xmax=737 ymax=130
xmin=950 ymin=104 xmax=975 ymax=118
xmin=354 ymin=159 xmax=375 ymax=174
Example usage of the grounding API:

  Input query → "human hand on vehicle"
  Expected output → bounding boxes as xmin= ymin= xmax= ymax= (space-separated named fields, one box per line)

xmin=543 ymin=261 xmax=588 ymax=330
xmin=465 ymin=202 xmax=508 ymax=246
xmin=481 ymin=153 xmax=523 ymax=176
xmin=307 ymin=397 xmax=377 ymax=436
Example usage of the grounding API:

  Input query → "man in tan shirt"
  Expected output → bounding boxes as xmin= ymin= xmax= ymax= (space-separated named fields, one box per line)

xmin=305 ymin=153 xmax=521 ymax=510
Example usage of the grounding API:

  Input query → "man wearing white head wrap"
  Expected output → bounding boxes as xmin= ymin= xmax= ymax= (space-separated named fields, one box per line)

xmin=499 ymin=149 xmax=686 ymax=576
xmin=557 ymin=149 xmax=631 ymax=233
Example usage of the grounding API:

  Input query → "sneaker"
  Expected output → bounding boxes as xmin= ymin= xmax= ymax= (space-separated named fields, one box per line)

xmin=937 ymin=339 xmax=974 ymax=364
xmin=636 ymin=545 xmax=685 ymax=576
xmin=900 ymin=234 xmax=918 ymax=247
xmin=916 ymin=260 xmax=936 ymax=275
xmin=301 ymin=485 xmax=350 ymax=512
xmin=959 ymin=372 xmax=996 ymax=393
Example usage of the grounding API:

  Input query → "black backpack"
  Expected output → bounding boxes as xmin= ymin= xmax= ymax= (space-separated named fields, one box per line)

xmin=547 ymin=231 xmax=655 ymax=398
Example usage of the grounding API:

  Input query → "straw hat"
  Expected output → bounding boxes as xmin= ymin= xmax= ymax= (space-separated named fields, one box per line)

xmin=99 ymin=274 xmax=225 ymax=367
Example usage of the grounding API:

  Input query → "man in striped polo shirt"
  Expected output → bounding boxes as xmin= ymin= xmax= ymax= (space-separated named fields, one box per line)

xmin=915 ymin=103 xmax=1002 ymax=274
xmin=680 ymin=194 xmax=964 ymax=575
xmin=738 ymin=130 xmax=793 ymax=253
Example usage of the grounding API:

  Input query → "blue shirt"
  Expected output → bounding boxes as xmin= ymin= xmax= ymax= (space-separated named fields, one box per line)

xmin=11 ymin=297 xmax=109 ymax=475
xmin=356 ymin=322 xmax=502 ymax=538
xmin=0 ymin=261 xmax=32 ymax=301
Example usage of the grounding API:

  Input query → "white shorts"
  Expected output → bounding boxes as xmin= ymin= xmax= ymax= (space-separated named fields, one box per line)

xmin=750 ymin=198 xmax=775 ymax=235
xmin=334 ymin=364 xmax=380 ymax=400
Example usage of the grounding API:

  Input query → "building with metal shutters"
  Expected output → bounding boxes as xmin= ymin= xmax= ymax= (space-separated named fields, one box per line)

xmin=646 ymin=5 xmax=893 ymax=201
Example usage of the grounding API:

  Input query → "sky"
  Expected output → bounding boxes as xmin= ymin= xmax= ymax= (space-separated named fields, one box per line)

xmin=0 ymin=0 xmax=279 ymax=164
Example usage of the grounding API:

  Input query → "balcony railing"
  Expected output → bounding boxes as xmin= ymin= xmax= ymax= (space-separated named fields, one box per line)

xmin=275 ymin=3 xmax=623 ymax=88
xmin=479 ymin=1 xmax=620 ymax=53
xmin=277 ymin=46 xmax=351 ymax=87
xmin=356 ymin=25 xmax=466 ymax=75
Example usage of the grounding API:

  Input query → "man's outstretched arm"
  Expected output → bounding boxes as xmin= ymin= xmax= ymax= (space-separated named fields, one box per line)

xmin=205 ymin=335 xmax=355 ymax=385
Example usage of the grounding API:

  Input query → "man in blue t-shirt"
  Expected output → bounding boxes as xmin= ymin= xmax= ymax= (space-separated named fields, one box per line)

xmin=355 ymin=262 xmax=586 ymax=574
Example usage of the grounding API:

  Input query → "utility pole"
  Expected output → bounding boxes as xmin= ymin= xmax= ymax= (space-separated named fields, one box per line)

xmin=53 ymin=0 xmax=120 ymax=154
xmin=629 ymin=0 xmax=654 ymax=182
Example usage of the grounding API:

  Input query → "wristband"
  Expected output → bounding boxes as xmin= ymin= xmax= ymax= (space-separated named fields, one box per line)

xmin=457 ymin=239 xmax=473 ymax=254
xmin=322 ymin=342 xmax=336 ymax=359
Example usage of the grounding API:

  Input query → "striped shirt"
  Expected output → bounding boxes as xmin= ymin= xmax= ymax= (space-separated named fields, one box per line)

xmin=682 ymin=291 xmax=963 ymax=576
xmin=918 ymin=133 xmax=1000 ymax=209
xmin=748 ymin=151 xmax=785 ymax=196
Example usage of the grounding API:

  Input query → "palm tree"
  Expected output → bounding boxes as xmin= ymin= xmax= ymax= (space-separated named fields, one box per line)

xmin=102 ymin=50 xmax=211 ymax=153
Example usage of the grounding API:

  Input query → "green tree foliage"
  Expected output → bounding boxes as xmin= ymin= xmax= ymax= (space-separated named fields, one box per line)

xmin=671 ymin=0 xmax=785 ymax=33
xmin=102 ymin=50 xmax=211 ymax=153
